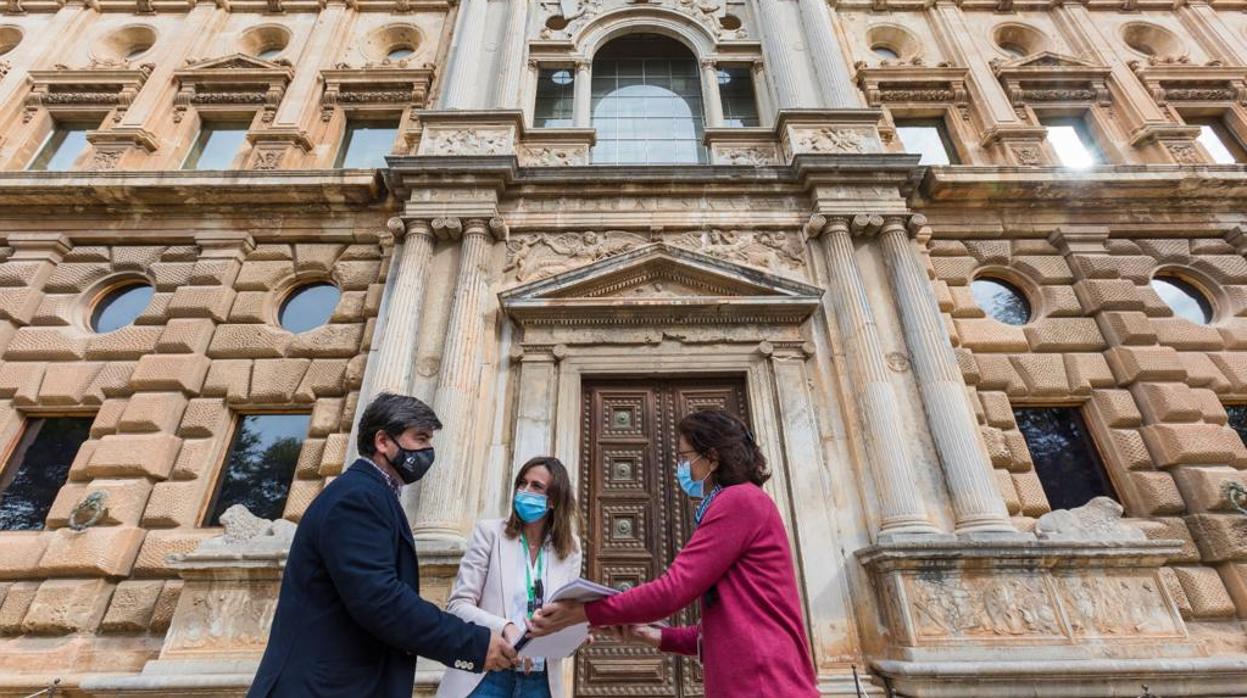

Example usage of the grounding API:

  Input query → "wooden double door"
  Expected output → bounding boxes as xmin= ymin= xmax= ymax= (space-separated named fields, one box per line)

xmin=575 ymin=377 xmax=751 ymax=698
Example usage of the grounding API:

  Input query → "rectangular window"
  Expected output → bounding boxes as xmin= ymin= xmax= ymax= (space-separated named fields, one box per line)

xmin=1226 ymin=404 xmax=1247 ymax=445
xmin=1014 ymin=406 xmax=1116 ymax=511
xmin=1041 ymin=117 xmax=1101 ymax=168
xmin=0 ymin=417 xmax=93 ymax=530
xmin=716 ymin=67 xmax=759 ymax=128
xmin=895 ymin=119 xmax=959 ymax=165
xmin=533 ymin=68 xmax=575 ymax=128
xmin=27 ymin=123 xmax=93 ymax=171
xmin=182 ymin=122 xmax=250 ymax=171
xmin=335 ymin=119 xmax=399 ymax=168
xmin=1189 ymin=117 xmax=1246 ymax=164
xmin=204 ymin=413 xmax=311 ymax=526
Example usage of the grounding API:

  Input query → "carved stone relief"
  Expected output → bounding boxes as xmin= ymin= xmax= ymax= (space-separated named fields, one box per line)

xmin=1053 ymin=572 xmax=1180 ymax=637
xmin=791 ymin=127 xmax=873 ymax=154
xmin=517 ymin=145 xmax=587 ymax=167
xmin=165 ymin=583 xmax=278 ymax=653
xmin=538 ymin=0 xmax=744 ymax=42
xmin=716 ymin=146 xmax=777 ymax=166
xmin=421 ymin=128 xmax=512 ymax=156
xmin=906 ymin=573 xmax=1063 ymax=640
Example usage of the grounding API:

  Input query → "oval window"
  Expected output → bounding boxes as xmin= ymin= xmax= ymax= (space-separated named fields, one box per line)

xmin=872 ymin=44 xmax=899 ymax=60
xmin=971 ymin=277 xmax=1031 ymax=326
xmin=1151 ymin=275 xmax=1212 ymax=325
xmin=387 ymin=46 xmax=414 ymax=61
xmin=91 ymin=283 xmax=154 ymax=333
xmin=279 ymin=282 xmax=341 ymax=333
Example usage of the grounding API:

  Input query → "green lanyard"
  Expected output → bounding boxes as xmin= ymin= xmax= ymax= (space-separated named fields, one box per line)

xmin=520 ymin=532 xmax=545 ymax=618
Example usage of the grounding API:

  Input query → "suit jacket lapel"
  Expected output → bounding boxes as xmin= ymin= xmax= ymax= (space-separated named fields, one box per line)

xmin=497 ymin=522 xmax=519 ymax=620
xmin=347 ymin=460 xmax=419 ymax=556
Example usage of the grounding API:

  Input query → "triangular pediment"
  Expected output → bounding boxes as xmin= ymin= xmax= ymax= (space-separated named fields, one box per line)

xmin=994 ymin=51 xmax=1105 ymax=73
xmin=180 ymin=53 xmax=290 ymax=73
xmin=500 ymin=243 xmax=823 ymax=326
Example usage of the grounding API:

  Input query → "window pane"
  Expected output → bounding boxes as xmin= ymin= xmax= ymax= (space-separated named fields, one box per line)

xmin=534 ymin=68 xmax=576 ymax=129
xmin=1151 ymin=276 xmax=1212 ymax=325
xmin=717 ymin=68 xmax=759 ymax=128
xmin=183 ymin=124 xmax=250 ymax=170
xmin=1196 ymin=124 xmax=1238 ymax=165
xmin=28 ymin=124 xmax=91 ymax=171
xmin=91 ymin=283 xmax=154 ymax=333
xmin=1014 ymin=407 xmax=1116 ymax=511
xmin=0 ymin=417 xmax=93 ymax=530
xmin=336 ymin=121 xmax=399 ymax=168
xmin=1226 ymin=404 xmax=1247 ymax=446
xmin=591 ymin=34 xmax=706 ymax=164
xmin=206 ymin=413 xmax=311 ymax=526
xmin=971 ymin=278 xmax=1031 ymax=326
xmin=1044 ymin=122 xmax=1099 ymax=168
xmin=895 ymin=121 xmax=957 ymax=165
xmin=279 ymin=282 xmax=341 ymax=333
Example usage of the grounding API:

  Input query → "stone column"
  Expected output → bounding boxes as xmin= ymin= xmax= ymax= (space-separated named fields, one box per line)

xmin=811 ymin=216 xmax=942 ymax=538
xmin=700 ymin=59 xmax=725 ymax=128
xmin=749 ymin=60 xmax=775 ymax=128
xmin=753 ymin=0 xmax=802 ymax=109
xmin=442 ymin=0 xmax=489 ymax=109
xmin=1179 ymin=0 xmax=1247 ymax=66
xmin=573 ymin=60 xmax=592 ymax=129
xmin=409 ymin=218 xmax=497 ymax=552
xmin=799 ymin=0 xmax=859 ymax=108
xmin=494 ymin=0 xmax=530 ymax=108
xmin=873 ymin=215 xmax=1015 ymax=536
xmin=366 ymin=219 xmax=436 ymax=397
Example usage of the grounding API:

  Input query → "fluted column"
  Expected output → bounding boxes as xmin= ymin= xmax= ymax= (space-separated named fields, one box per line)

xmin=409 ymin=218 xmax=497 ymax=551
xmin=753 ymin=1 xmax=802 ymax=109
xmin=573 ymin=60 xmax=592 ymax=128
xmin=369 ymin=218 xmax=436 ymax=396
xmin=494 ymin=0 xmax=530 ymax=108
xmin=442 ymin=0 xmax=489 ymax=109
xmin=873 ymin=215 xmax=1015 ymax=536
xmin=700 ymin=59 xmax=725 ymax=128
xmin=811 ymin=216 xmax=942 ymax=539
xmin=798 ymin=0 xmax=859 ymax=107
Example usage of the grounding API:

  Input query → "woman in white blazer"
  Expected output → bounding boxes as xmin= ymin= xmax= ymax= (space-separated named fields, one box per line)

xmin=437 ymin=456 xmax=582 ymax=698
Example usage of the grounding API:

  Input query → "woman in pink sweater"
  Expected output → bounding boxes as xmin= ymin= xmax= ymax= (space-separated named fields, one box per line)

xmin=529 ymin=408 xmax=818 ymax=698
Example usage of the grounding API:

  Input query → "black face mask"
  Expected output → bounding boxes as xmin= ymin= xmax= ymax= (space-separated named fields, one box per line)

xmin=386 ymin=435 xmax=435 ymax=485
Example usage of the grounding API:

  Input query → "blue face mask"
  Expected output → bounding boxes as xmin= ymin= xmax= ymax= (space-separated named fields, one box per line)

xmin=676 ymin=457 xmax=707 ymax=499
xmin=514 ymin=491 xmax=549 ymax=523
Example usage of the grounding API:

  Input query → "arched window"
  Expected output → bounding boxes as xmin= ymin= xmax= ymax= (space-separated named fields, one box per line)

xmin=591 ymin=34 xmax=706 ymax=165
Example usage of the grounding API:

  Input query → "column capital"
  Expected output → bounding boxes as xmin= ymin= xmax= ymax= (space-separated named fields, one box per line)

xmin=6 ymin=232 xmax=72 ymax=263
xmin=431 ymin=217 xmax=463 ymax=241
xmin=575 ymin=59 xmax=592 ymax=72
xmin=847 ymin=213 xmax=927 ymax=239
xmin=1047 ymin=225 xmax=1110 ymax=256
xmin=700 ymin=58 xmax=719 ymax=70
xmin=803 ymin=213 xmax=852 ymax=239
xmin=386 ymin=217 xmax=436 ymax=244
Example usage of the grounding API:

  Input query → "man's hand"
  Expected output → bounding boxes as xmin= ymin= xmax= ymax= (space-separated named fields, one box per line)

xmin=502 ymin=622 xmax=524 ymax=645
xmin=529 ymin=600 xmax=588 ymax=636
xmin=590 ymin=624 xmax=661 ymax=647
xmin=483 ymin=631 xmax=519 ymax=671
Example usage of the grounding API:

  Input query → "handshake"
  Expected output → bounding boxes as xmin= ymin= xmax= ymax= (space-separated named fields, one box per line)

xmin=481 ymin=600 xmax=662 ymax=672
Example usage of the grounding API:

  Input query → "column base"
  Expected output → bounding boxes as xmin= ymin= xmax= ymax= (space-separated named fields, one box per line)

xmin=414 ymin=532 xmax=469 ymax=567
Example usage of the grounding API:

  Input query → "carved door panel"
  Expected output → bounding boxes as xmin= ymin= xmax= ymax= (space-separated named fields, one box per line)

xmin=576 ymin=377 xmax=750 ymax=698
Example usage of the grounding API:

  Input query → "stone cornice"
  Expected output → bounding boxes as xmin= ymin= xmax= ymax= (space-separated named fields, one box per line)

xmin=912 ymin=165 xmax=1247 ymax=207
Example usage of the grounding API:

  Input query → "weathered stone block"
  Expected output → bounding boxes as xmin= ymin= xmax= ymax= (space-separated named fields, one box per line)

xmin=1173 ymin=565 xmax=1237 ymax=619
xmin=250 ymin=358 xmax=311 ymax=403
xmin=319 ymin=432 xmax=350 ymax=476
xmin=142 ymin=480 xmax=211 ymax=528
xmin=149 ymin=580 xmax=182 ymax=632
xmin=331 ymin=260 xmax=382 ymax=291
xmin=1129 ymin=471 xmax=1185 ymax=516
xmin=37 ymin=526 xmax=145 ymax=577
xmin=4 ymin=327 xmax=87 ymax=361
xmin=345 ymin=356 xmax=366 ymax=390
xmin=1141 ymin=423 xmax=1243 ymax=468
xmin=954 ymin=319 xmax=1028 ymax=353
xmin=1063 ymin=353 xmax=1115 ymax=392
xmin=1009 ymin=354 xmax=1069 ymax=396
xmin=111 ymin=246 xmax=164 ymax=271
xmin=43 ymin=263 xmax=110 ymax=293
xmin=1216 ymin=318 xmax=1247 ymax=350
xmin=87 ymin=433 xmax=182 ymax=479
xmin=1038 ymin=285 xmax=1085 ymax=317
xmin=0 ymin=361 xmax=45 ymax=401
xmin=234 ymin=260 xmax=295 ymax=291
xmin=1193 ymin=255 xmax=1247 ymax=283
xmin=46 ymin=478 xmax=152 ymax=528
xmin=1159 ymin=566 xmax=1192 ymax=618
xmin=947 ymin=285 xmax=984 ymax=319
xmin=84 ymin=325 xmax=164 ymax=360
xmin=294 ymin=359 xmax=349 ymax=400
xmin=1133 ymin=517 xmax=1202 ymax=563
xmin=339 ymin=391 xmax=360 ymax=432
xmin=0 ymin=581 xmax=39 ymax=634
xmin=1109 ymin=428 xmax=1154 ymax=470
xmin=1011 ymin=255 xmax=1073 ymax=283
xmin=1136 ymin=238 xmax=1190 ymax=261
xmin=994 ymin=468 xmax=1021 ymax=515
xmin=309 ymin=398 xmax=343 ymax=437
xmin=170 ymin=438 xmax=223 ymax=480
xmin=338 ymin=243 xmax=380 ymax=262
xmin=1152 ymin=318 xmax=1225 ymax=351
xmin=31 ymin=293 xmax=76 ymax=326
xmin=0 ymin=534 xmax=51 ymax=580
xmin=189 ymin=258 xmax=243 ymax=287
xmin=364 ymin=283 xmax=384 ymax=316
xmin=288 ymin=324 xmax=364 ymax=359
xmin=91 ymin=401 xmax=127 ymax=438
xmin=1130 ymin=382 xmax=1202 ymax=424
xmin=1190 ymin=388 xmax=1229 ymax=425
xmin=0 ymin=260 xmax=53 ymax=287
xmin=976 ymin=391 xmax=1016 ymax=429
xmin=982 ymin=426 xmax=1012 ymax=467
xmin=167 ymin=286 xmax=237 ymax=322
xmin=929 ymin=256 xmax=978 ymax=284
xmin=1073 ymin=278 xmax=1144 ymax=312
xmin=130 ymin=354 xmax=211 ymax=395
xmin=1095 ymin=311 xmax=1157 ymax=346
xmin=66 ymin=440 xmax=98 ymax=483
xmin=37 ymin=361 xmax=104 ymax=405
xmin=100 ymin=579 xmax=164 ymax=632
xmin=1186 ymin=513 xmax=1247 ymax=562
xmin=1105 ymin=346 xmax=1186 ymax=384
xmin=1088 ymin=389 xmax=1143 ymax=428
xmin=177 ymin=398 xmax=229 ymax=438
xmin=226 ymin=290 xmax=269 ymax=323
xmin=0 ymin=288 xmax=44 ymax=324
xmin=1172 ymin=466 xmax=1247 ymax=513
xmin=1209 ymin=352 xmax=1247 ymax=392
xmin=202 ymin=359 xmax=252 ymax=402
xmin=293 ymin=244 xmax=345 ymax=273
xmin=84 ymin=361 xmax=136 ymax=402
xmin=330 ymin=291 xmax=367 ymax=323
xmin=208 ymin=324 xmax=292 ymax=359
xmin=296 ymin=439 xmax=326 ymax=478
xmin=21 ymin=578 xmax=112 ymax=634
xmin=1023 ymin=318 xmax=1105 ymax=352
xmin=249 ymin=244 xmax=293 ymax=261
xmin=1011 ymin=469 xmax=1049 ymax=517
xmin=283 ymin=478 xmax=323 ymax=522
xmin=133 ymin=530 xmax=215 ymax=576
xmin=150 ymin=261 xmax=196 ymax=291
xmin=119 ymin=392 xmax=188 ymax=433
xmin=134 ymin=292 xmax=172 ymax=325
xmin=1003 ymin=429 xmax=1033 ymax=471
xmin=156 ymin=318 xmax=216 ymax=354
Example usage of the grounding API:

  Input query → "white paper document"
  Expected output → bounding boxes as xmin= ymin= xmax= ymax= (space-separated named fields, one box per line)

xmin=515 ymin=578 xmax=619 ymax=659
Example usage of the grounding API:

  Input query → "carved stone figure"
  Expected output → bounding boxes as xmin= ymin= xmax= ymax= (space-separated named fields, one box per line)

xmin=1034 ymin=496 xmax=1146 ymax=542
xmin=193 ymin=504 xmax=297 ymax=555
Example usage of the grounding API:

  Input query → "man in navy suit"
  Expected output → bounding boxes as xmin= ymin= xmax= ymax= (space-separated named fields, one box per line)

xmin=248 ymin=393 xmax=518 ymax=697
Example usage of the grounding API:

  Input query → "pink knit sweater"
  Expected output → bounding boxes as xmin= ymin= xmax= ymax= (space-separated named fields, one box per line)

xmin=584 ymin=483 xmax=818 ymax=698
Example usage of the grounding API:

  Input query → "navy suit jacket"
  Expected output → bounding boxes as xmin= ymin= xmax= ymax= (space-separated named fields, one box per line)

xmin=247 ymin=459 xmax=491 ymax=698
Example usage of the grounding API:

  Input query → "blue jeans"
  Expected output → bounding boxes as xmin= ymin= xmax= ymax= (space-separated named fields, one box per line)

xmin=467 ymin=669 xmax=551 ymax=698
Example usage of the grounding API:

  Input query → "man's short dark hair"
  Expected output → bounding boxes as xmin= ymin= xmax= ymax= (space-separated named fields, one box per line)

xmin=356 ymin=393 xmax=443 ymax=457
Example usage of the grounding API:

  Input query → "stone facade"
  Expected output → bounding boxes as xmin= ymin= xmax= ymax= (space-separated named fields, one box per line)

xmin=0 ymin=0 xmax=1244 ymax=697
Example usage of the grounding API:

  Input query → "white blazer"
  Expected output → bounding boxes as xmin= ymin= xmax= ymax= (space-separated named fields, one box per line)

xmin=436 ymin=518 xmax=582 ymax=698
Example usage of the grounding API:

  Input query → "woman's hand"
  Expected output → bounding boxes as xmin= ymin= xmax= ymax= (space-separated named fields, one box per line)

xmin=529 ymin=600 xmax=588 ymax=636
xmin=589 ymin=624 xmax=662 ymax=648
xmin=501 ymin=622 xmax=524 ymax=645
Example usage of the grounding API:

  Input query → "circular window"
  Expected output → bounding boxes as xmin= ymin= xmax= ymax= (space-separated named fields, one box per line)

xmin=387 ymin=46 xmax=414 ymax=61
xmin=550 ymin=68 xmax=573 ymax=86
xmin=1151 ymin=275 xmax=1213 ymax=324
xmin=871 ymin=44 xmax=899 ymax=60
xmin=993 ymin=23 xmax=1047 ymax=59
xmin=279 ymin=282 xmax=341 ymax=333
xmin=1121 ymin=22 xmax=1184 ymax=60
xmin=94 ymin=25 xmax=157 ymax=63
xmin=999 ymin=42 xmax=1027 ymax=58
xmin=545 ymin=15 xmax=569 ymax=31
xmin=720 ymin=14 xmax=743 ymax=31
xmin=239 ymin=25 xmax=291 ymax=60
xmin=0 ymin=26 xmax=22 ymax=57
xmin=971 ymin=277 xmax=1031 ymax=326
xmin=362 ymin=24 xmax=422 ymax=64
xmin=258 ymin=48 xmax=282 ymax=60
xmin=91 ymin=283 xmax=154 ymax=333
